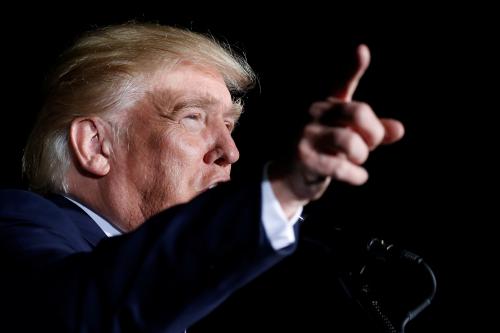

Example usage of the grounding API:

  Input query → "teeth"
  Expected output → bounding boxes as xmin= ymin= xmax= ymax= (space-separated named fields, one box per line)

xmin=208 ymin=183 xmax=218 ymax=189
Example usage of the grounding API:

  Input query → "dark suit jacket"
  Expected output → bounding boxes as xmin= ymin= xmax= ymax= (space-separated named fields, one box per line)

xmin=0 ymin=182 xmax=294 ymax=333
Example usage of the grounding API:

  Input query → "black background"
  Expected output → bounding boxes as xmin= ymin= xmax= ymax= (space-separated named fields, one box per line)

xmin=0 ymin=4 xmax=493 ymax=332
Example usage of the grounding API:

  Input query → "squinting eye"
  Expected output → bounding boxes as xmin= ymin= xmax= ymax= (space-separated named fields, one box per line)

xmin=225 ymin=121 xmax=235 ymax=132
xmin=180 ymin=112 xmax=205 ymax=131
xmin=186 ymin=113 xmax=202 ymax=120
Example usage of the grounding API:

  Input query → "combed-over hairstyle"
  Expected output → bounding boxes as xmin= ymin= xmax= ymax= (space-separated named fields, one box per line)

xmin=22 ymin=23 xmax=255 ymax=193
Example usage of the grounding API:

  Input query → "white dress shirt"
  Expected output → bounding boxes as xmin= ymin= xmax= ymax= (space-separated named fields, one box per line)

xmin=65 ymin=174 xmax=303 ymax=250
xmin=64 ymin=196 xmax=122 ymax=237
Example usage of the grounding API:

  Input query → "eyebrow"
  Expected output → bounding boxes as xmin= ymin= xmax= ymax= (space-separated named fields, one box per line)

xmin=150 ymin=90 xmax=243 ymax=120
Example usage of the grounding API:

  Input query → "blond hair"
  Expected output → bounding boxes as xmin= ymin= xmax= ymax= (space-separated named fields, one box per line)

xmin=22 ymin=23 xmax=255 ymax=193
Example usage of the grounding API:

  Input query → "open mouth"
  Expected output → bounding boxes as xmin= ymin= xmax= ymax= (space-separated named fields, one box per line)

xmin=207 ymin=183 xmax=219 ymax=190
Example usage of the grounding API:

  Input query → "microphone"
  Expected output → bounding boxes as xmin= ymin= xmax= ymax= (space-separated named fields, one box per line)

xmin=366 ymin=238 xmax=423 ymax=263
xmin=360 ymin=238 xmax=437 ymax=333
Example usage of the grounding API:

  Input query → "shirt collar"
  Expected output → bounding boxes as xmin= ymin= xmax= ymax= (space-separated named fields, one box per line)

xmin=64 ymin=196 xmax=122 ymax=237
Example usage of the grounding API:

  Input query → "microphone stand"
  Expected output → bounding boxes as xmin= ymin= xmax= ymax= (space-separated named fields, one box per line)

xmin=357 ymin=238 xmax=437 ymax=333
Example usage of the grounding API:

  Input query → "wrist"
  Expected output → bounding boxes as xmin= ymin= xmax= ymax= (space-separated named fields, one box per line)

xmin=268 ymin=160 xmax=331 ymax=215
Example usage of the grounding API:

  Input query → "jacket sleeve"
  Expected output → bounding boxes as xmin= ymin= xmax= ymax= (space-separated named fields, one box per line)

xmin=0 ymin=182 xmax=296 ymax=333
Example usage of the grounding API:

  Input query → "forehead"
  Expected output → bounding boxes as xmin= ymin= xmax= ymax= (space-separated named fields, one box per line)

xmin=149 ymin=63 xmax=232 ymax=106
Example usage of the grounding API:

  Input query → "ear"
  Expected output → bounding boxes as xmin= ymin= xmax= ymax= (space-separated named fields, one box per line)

xmin=69 ymin=117 xmax=113 ymax=177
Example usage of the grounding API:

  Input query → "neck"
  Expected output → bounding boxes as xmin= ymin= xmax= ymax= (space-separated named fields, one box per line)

xmin=67 ymin=175 xmax=146 ymax=232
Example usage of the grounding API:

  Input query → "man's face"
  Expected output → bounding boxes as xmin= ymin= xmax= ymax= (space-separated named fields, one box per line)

xmin=113 ymin=63 xmax=240 ymax=228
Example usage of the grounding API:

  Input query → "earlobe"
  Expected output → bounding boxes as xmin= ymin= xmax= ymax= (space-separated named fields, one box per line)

xmin=69 ymin=117 xmax=112 ymax=177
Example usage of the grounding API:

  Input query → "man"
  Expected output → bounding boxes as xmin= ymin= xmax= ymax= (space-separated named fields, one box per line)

xmin=0 ymin=23 xmax=404 ymax=332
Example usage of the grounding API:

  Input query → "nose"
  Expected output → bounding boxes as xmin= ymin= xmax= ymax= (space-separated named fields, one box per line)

xmin=203 ymin=125 xmax=240 ymax=167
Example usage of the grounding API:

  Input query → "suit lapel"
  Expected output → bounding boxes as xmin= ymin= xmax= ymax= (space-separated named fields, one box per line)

xmin=47 ymin=194 xmax=108 ymax=247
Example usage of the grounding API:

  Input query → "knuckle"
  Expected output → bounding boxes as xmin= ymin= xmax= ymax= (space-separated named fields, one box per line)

xmin=344 ymin=132 xmax=357 ymax=153
xmin=351 ymin=102 xmax=385 ymax=147
xmin=349 ymin=134 xmax=369 ymax=164
xmin=358 ymin=142 xmax=369 ymax=163
xmin=332 ymin=158 xmax=349 ymax=180
xmin=364 ymin=122 xmax=385 ymax=148
xmin=352 ymin=102 xmax=373 ymax=124
xmin=326 ymin=96 xmax=342 ymax=104
xmin=309 ymin=101 xmax=331 ymax=117
xmin=333 ymin=129 xmax=355 ymax=153
xmin=372 ymin=124 xmax=385 ymax=146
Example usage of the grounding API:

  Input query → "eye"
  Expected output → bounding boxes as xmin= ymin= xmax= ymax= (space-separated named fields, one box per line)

xmin=225 ymin=120 xmax=235 ymax=132
xmin=185 ymin=113 xmax=202 ymax=121
xmin=180 ymin=112 xmax=205 ymax=131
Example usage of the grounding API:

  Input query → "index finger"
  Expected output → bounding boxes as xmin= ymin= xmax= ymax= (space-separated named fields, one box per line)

xmin=332 ymin=44 xmax=371 ymax=102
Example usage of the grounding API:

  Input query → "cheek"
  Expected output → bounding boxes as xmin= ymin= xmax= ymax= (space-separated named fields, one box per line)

xmin=157 ymin=135 xmax=209 ymax=201
xmin=156 ymin=132 xmax=208 ymax=176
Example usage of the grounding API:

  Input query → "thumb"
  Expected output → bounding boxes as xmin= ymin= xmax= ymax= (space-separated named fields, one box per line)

xmin=332 ymin=44 xmax=371 ymax=102
xmin=380 ymin=118 xmax=405 ymax=144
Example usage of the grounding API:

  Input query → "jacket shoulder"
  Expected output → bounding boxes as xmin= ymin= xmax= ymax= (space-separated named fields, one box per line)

xmin=0 ymin=189 xmax=86 ymax=248
xmin=0 ymin=189 xmax=62 ymax=220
